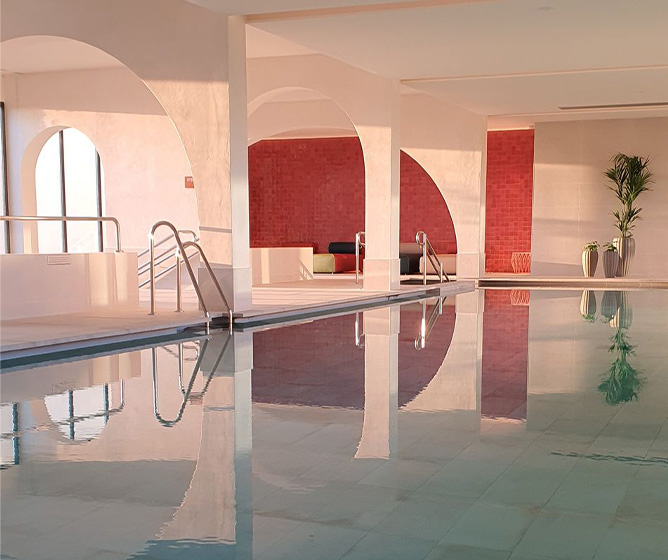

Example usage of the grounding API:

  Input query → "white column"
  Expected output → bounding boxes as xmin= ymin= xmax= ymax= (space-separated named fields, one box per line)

xmin=356 ymin=306 xmax=399 ymax=459
xmin=198 ymin=15 xmax=252 ymax=312
xmin=362 ymin=80 xmax=401 ymax=292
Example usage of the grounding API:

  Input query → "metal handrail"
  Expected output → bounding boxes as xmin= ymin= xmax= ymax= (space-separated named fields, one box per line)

xmin=355 ymin=231 xmax=365 ymax=285
xmin=138 ymin=229 xmax=198 ymax=264
xmin=416 ymin=230 xmax=449 ymax=285
xmin=148 ymin=221 xmax=233 ymax=333
xmin=138 ymin=247 xmax=198 ymax=288
xmin=0 ymin=215 xmax=122 ymax=252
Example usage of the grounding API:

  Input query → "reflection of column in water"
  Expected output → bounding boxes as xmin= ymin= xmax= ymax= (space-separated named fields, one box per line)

xmin=159 ymin=332 xmax=253 ymax=558
xmin=356 ymin=306 xmax=399 ymax=459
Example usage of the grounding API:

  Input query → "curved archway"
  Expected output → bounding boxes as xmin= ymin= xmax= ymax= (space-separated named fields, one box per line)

xmin=249 ymin=87 xmax=458 ymax=259
xmin=400 ymin=151 xmax=458 ymax=255
xmin=248 ymin=87 xmax=367 ymax=258
xmin=2 ymin=35 xmax=197 ymax=253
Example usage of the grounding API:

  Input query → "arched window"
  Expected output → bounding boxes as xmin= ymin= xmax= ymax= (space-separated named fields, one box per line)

xmin=35 ymin=128 xmax=104 ymax=253
xmin=0 ymin=102 xmax=9 ymax=254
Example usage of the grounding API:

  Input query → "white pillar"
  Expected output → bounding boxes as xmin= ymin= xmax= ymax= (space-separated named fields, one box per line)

xmin=356 ymin=306 xmax=399 ymax=459
xmin=362 ymin=80 xmax=401 ymax=292
xmin=198 ymin=15 xmax=252 ymax=312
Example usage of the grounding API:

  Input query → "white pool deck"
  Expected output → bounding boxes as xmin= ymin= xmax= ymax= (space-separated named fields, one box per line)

xmin=3 ymin=274 xmax=667 ymax=361
xmin=0 ymin=275 xmax=473 ymax=360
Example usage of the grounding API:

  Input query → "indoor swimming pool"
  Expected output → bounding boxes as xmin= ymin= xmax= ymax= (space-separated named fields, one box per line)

xmin=2 ymin=288 xmax=668 ymax=560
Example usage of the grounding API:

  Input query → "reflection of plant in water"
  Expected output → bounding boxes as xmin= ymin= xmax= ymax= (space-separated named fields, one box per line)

xmin=598 ymin=327 xmax=644 ymax=405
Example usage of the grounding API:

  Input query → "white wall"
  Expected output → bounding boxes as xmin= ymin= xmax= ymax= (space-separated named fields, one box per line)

xmin=1 ymin=68 xmax=197 ymax=253
xmin=532 ymin=117 xmax=668 ymax=277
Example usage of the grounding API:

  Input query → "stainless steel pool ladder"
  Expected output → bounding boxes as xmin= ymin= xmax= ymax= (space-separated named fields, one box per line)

xmin=0 ymin=215 xmax=122 ymax=252
xmin=138 ymin=229 xmax=198 ymax=286
xmin=355 ymin=231 xmax=365 ymax=284
xmin=147 ymin=220 xmax=233 ymax=334
xmin=416 ymin=231 xmax=449 ymax=285
xmin=415 ymin=296 xmax=446 ymax=350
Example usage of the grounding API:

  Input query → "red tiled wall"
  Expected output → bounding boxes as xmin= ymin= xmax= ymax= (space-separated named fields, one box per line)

xmin=485 ymin=130 xmax=534 ymax=273
xmin=249 ymin=137 xmax=457 ymax=254
xmin=481 ymin=290 xmax=529 ymax=419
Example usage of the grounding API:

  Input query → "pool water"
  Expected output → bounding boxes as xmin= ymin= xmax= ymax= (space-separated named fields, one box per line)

xmin=2 ymin=289 xmax=668 ymax=560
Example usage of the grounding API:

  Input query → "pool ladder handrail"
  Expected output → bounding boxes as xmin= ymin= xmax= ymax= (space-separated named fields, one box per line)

xmin=138 ymin=229 xmax=198 ymax=286
xmin=416 ymin=230 xmax=450 ymax=285
xmin=148 ymin=220 xmax=233 ymax=334
xmin=355 ymin=231 xmax=365 ymax=285
xmin=0 ymin=215 xmax=122 ymax=252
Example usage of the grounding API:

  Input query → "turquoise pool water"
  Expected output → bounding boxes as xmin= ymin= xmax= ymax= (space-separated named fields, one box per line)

xmin=1 ymin=289 xmax=668 ymax=560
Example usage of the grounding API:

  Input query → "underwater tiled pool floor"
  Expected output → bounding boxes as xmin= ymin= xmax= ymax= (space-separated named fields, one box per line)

xmin=2 ymin=289 xmax=668 ymax=559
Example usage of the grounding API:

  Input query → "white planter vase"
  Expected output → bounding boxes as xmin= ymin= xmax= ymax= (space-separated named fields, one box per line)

xmin=614 ymin=236 xmax=636 ymax=277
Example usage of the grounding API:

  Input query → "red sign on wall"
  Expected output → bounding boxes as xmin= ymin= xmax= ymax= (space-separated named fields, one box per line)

xmin=185 ymin=176 xmax=194 ymax=189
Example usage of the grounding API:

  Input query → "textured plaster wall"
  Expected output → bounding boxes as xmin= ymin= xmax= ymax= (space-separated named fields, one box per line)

xmin=485 ymin=130 xmax=534 ymax=273
xmin=0 ymin=69 xmax=196 ymax=253
xmin=532 ymin=117 xmax=668 ymax=277
xmin=248 ymin=137 xmax=457 ymax=254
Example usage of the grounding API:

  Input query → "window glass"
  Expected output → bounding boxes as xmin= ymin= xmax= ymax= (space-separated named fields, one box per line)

xmin=34 ymin=128 xmax=104 ymax=253
xmin=35 ymin=133 xmax=64 ymax=253
xmin=64 ymin=128 xmax=99 ymax=252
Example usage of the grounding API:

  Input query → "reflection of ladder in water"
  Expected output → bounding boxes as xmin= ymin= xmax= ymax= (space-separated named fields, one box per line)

xmin=152 ymin=335 xmax=232 ymax=427
xmin=415 ymin=296 xmax=447 ymax=350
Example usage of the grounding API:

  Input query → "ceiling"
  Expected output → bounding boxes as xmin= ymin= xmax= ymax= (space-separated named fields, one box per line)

xmin=243 ymin=0 xmax=668 ymax=127
xmin=4 ymin=1 xmax=668 ymax=127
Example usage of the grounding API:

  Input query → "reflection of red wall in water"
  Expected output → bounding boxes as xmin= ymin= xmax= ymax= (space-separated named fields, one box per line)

xmin=481 ymin=290 xmax=529 ymax=419
xmin=251 ymin=303 xmax=455 ymax=410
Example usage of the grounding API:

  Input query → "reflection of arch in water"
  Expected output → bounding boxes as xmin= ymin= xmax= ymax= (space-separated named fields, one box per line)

xmin=44 ymin=381 xmax=124 ymax=442
xmin=250 ymin=303 xmax=456 ymax=410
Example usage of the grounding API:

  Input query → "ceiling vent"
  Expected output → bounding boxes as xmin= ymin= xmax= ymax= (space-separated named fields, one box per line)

xmin=559 ymin=102 xmax=668 ymax=111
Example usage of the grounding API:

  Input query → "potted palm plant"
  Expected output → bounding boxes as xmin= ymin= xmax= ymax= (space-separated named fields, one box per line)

xmin=604 ymin=153 xmax=654 ymax=277
xmin=582 ymin=241 xmax=599 ymax=277
xmin=602 ymin=242 xmax=619 ymax=278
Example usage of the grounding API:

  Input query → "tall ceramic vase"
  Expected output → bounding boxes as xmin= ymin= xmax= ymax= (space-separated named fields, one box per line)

xmin=615 ymin=236 xmax=636 ymax=277
xmin=603 ymin=250 xmax=619 ymax=278
xmin=582 ymin=250 xmax=598 ymax=277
